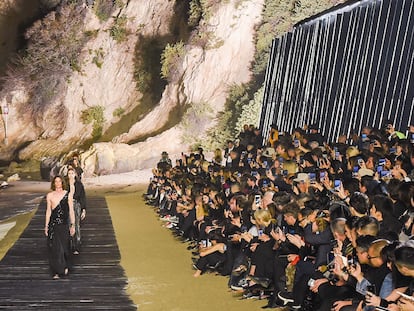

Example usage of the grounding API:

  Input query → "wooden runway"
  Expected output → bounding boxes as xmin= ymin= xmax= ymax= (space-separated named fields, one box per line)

xmin=0 ymin=196 xmax=136 ymax=310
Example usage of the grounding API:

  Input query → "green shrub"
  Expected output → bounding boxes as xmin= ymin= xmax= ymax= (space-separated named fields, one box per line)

xmin=160 ymin=41 xmax=185 ymax=81
xmin=80 ymin=106 xmax=106 ymax=139
xmin=188 ymin=0 xmax=202 ymax=27
xmin=92 ymin=48 xmax=105 ymax=68
xmin=204 ymin=84 xmax=250 ymax=149
xmin=235 ymin=86 xmax=263 ymax=131
xmin=109 ymin=15 xmax=129 ymax=43
xmin=84 ymin=29 xmax=99 ymax=38
xmin=113 ymin=107 xmax=125 ymax=118
xmin=180 ymin=102 xmax=214 ymax=148
xmin=199 ymin=0 xmax=222 ymax=20
xmin=133 ymin=36 xmax=166 ymax=95
xmin=134 ymin=68 xmax=151 ymax=93
xmin=204 ymin=110 xmax=234 ymax=150
xmin=93 ymin=0 xmax=116 ymax=21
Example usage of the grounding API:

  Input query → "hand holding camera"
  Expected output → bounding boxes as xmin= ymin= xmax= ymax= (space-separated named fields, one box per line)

xmin=331 ymin=253 xmax=345 ymax=276
xmin=265 ymin=168 xmax=274 ymax=179
xmin=364 ymin=290 xmax=380 ymax=307
xmin=348 ymin=262 xmax=363 ymax=280
xmin=308 ymin=278 xmax=328 ymax=293
xmin=286 ymin=233 xmax=304 ymax=248
xmin=258 ymin=231 xmax=270 ymax=242
xmin=270 ymin=226 xmax=286 ymax=243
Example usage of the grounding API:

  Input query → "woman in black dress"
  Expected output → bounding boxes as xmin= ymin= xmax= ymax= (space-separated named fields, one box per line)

xmin=44 ymin=176 xmax=75 ymax=279
xmin=67 ymin=167 xmax=86 ymax=255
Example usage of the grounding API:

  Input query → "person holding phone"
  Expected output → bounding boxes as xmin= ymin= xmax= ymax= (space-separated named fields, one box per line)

xmin=359 ymin=242 xmax=411 ymax=311
xmin=394 ymin=244 xmax=414 ymax=311
xmin=338 ymin=239 xmax=391 ymax=310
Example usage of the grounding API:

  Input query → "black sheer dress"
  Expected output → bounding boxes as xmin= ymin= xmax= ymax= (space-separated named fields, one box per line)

xmin=47 ymin=192 xmax=71 ymax=276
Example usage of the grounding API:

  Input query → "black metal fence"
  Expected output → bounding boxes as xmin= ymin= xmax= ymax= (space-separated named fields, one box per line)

xmin=259 ymin=0 xmax=414 ymax=143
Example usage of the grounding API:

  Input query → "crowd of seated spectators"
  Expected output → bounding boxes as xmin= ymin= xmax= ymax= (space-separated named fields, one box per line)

xmin=144 ymin=121 xmax=414 ymax=311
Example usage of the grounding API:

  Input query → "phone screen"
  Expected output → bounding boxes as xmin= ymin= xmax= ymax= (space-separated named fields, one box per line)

xmin=380 ymin=170 xmax=390 ymax=178
xmin=309 ymin=173 xmax=316 ymax=183
xmin=334 ymin=179 xmax=341 ymax=190
xmin=255 ymin=195 xmax=261 ymax=206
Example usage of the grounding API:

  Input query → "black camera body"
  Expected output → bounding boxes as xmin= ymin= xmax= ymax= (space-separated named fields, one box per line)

xmin=347 ymin=254 xmax=358 ymax=268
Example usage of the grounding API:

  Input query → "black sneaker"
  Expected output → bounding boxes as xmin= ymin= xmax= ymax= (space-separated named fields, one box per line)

xmin=242 ymin=291 xmax=260 ymax=299
xmin=277 ymin=291 xmax=294 ymax=305
xmin=249 ymin=276 xmax=271 ymax=288
xmin=261 ymin=299 xmax=284 ymax=309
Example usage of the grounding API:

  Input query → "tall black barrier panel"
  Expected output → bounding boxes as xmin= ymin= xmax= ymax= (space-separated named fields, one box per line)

xmin=260 ymin=0 xmax=414 ymax=143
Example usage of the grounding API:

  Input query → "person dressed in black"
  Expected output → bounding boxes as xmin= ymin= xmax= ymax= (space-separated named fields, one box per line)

xmin=70 ymin=155 xmax=84 ymax=180
xmin=44 ymin=176 xmax=75 ymax=279
xmin=67 ymin=167 xmax=86 ymax=255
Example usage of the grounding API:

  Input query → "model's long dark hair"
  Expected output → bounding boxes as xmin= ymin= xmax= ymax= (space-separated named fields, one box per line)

xmin=50 ymin=175 xmax=67 ymax=191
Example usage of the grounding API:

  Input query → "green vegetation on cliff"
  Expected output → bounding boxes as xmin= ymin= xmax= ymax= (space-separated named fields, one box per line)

xmin=81 ymin=105 xmax=105 ymax=140
xmin=160 ymin=41 xmax=185 ymax=81
xmin=93 ymin=0 xmax=122 ymax=21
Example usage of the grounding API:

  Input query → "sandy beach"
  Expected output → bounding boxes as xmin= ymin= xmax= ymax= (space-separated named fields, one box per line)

xmin=0 ymin=178 xmax=265 ymax=311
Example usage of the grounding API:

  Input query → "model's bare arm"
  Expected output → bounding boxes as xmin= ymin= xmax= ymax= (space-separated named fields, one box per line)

xmin=45 ymin=193 xmax=52 ymax=236
xmin=68 ymin=193 xmax=75 ymax=236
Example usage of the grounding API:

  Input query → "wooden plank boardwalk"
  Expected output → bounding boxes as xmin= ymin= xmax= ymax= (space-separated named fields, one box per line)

xmin=0 ymin=196 xmax=136 ymax=310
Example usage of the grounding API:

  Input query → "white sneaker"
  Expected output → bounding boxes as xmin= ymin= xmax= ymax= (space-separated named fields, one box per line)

xmin=230 ymin=285 xmax=244 ymax=291
xmin=165 ymin=222 xmax=177 ymax=229
xmin=169 ymin=216 xmax=179 ymax=223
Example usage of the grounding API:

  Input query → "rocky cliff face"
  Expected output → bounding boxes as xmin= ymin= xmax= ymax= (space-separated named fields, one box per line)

xmin=0 ymin=0 xmax=265 ymax=176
